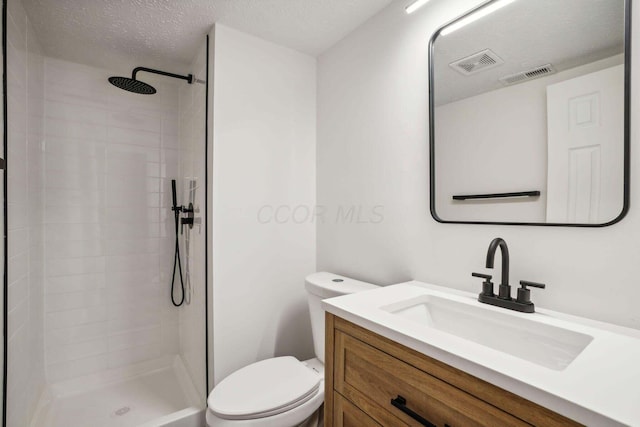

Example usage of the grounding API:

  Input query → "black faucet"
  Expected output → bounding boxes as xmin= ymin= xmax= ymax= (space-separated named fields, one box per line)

xmin=472 ymin=237 xmax=545 ymax=313
xmin=485 ymin=237 xmax=510 ymax=299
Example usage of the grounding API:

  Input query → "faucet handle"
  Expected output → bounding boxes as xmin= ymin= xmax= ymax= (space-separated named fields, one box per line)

xmin=519 ymin=280 xmax=546 ymax=289
xmin=472 ymin=272 xmax=494 ymax=297
xmin=517 ymin=280 xmax=546 ymax=304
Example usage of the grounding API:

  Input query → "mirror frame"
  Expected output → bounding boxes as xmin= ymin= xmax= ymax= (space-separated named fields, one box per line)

xmin=428 ymin=0 xmax=631 ymax=227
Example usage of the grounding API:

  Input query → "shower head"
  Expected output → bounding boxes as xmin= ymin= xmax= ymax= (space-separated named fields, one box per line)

xmin=108 ymin=76 xmax=156 ymax=95
xmin=109 ymin=66 xmax=193 ymax=95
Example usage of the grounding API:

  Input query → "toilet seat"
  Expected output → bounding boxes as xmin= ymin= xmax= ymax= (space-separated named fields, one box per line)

xmin=208 ymin=356 xmax=322 ymax=420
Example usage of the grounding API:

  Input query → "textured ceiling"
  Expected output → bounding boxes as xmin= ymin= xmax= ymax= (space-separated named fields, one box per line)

xmin=20 ymin=0 xmax=394 ymax=74
xmin=434 ymin=0 xmax=625 ymax=105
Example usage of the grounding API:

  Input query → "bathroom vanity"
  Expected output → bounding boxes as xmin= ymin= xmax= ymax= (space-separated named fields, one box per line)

xmin=325 ymin=314 xmax=577 ymax=426
xmin=322 ymin=282 xmax=640 ymax=426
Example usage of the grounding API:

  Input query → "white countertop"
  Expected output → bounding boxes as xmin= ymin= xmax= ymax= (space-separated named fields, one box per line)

xmin=322 ymin=281 xmax=640 ymax=427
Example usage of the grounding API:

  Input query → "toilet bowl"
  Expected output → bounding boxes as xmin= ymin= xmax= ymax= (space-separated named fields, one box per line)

xmin=206 ymin=357 xmax=324 ymax=427
xmin=206 ymin=272 xmax=378 ymax=427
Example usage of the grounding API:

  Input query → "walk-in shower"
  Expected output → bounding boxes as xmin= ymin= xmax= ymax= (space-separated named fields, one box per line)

xmin=2 ymin=1 xmax=210 ymax=425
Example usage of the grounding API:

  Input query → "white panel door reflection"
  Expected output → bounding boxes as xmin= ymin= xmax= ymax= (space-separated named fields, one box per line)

xmin=546 ymin=65 xmax=624 ymax=223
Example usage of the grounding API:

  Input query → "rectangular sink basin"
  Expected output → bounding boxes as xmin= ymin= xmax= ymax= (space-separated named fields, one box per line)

xmin=382 ymin=295 xmax=593 ymax=371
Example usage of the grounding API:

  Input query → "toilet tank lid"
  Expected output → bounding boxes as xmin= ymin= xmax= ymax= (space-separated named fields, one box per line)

xmin=305 ymin=272 xmax=378 ymax=299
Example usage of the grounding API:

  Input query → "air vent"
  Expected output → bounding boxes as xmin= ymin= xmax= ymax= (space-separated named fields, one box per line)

xmin=449 ymin=49 xmax=504 ymax=75
xmin=499 ymin=64 xmax=556 ymax=86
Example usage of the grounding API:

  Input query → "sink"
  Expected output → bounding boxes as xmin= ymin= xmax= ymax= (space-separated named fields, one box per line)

xmin=381 ymin=295 xmax=593 ymax=371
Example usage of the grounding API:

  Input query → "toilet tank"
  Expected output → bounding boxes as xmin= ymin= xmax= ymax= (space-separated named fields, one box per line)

xmin=305 ymin=272 xmax=378 ymax=363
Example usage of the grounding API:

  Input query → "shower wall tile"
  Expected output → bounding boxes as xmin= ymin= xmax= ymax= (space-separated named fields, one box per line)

xmin=45 ymin=117 xmax=108 ymax=141
xmin=108 ymin=326 xmax=162 ymax=352
xmin=6 ymin=1 xmax=46 ymax=425
xmin=43 ymin=57 xmax=181 ymax=383
xmin=8 ymin=276 xmax=28 ymax=309
xmin=7 ymin=296 xmax=28 ymax=338
xmin=46 ymin=355 xmax=109 ymax=384
xmin=45 ymin=188 xmax=103 ymax=207
xmin=45 ymin=322 xmax=107 ymax=347
xmin=162 ymin=114 xmax=180 ymax=138
xmin=46 ymin=338 xmax=108 ymax=365
xmin=107 ymin=126 xmax=160 ymax=147
xmin=107 ymin=308 xmax=163 ymax=335
xmin=44 ymin=84 xmax=109 ymax=110
xmin=8 ymin=252 xmax=28 ymax=284
xmin=107 ymin=342 xmax=164 ymax=369
xmin=45 ymin=100 xmax=109 ymax=125
xmin=46 ymin=140 xmax=106 ymax=161
xmin=45 ymin=289 xmax=106 ymax=312
xmin=108 ymin=108 xmax=163 ymax=133
xmin=45 ymin=223 xmax=103 ymax=242
xmin=46 ymin=306 xmax=108 ymax=330
xmin=46 ymin=273 xmax=106 ymax=294
xmin=45 ymin=256 xmax=105 ymax=277
xmin=104 ymin=238 xmax=159 ymax=255
xmin=45 ymin=237 xmax=103 ymax=256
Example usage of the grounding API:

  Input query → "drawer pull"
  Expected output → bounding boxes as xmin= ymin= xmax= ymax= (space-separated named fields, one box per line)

xmin=390 ymin=395 xmax=436 ymax=427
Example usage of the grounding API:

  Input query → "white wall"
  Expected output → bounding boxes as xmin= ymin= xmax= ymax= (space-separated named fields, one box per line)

xmin=178 ymin=39 xmax=207 ymax=398
xmin=435 ymin=56 xmax=622 ymax=223
xmin=211 ymin=24 xmax=317 ymax=384
xmin=317 ymin=0 xmax=640 ymax=330
xmin=6 ymin=0 xmax=46 ymax=424
xmin=42 ymin=58 xmax=181 ymax=382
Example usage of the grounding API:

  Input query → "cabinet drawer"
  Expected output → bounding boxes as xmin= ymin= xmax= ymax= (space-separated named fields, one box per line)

xmin=334 ymin=330 xmax=529 ymax=427
xmin=334 ymin=392 xmax=383 ymax=427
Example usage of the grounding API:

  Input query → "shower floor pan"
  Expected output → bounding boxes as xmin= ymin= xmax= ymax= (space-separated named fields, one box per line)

xmin=31 ymin=356 xmax=205 ymax=427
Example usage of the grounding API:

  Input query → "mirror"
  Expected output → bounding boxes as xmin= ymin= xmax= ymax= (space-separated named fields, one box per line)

xmin=429 ymin=0 xmax=630 ymax=226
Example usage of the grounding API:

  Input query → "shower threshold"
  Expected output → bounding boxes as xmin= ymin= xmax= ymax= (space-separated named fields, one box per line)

xmin=30 ymin=356 xmax=205 ymax=427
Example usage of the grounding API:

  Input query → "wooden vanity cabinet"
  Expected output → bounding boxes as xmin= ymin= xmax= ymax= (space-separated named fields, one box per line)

xmin=324 ymin=313 xmax=582 ymax=427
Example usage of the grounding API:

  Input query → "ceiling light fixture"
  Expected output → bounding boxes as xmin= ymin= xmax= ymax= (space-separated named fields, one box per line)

xmin=440 ymin=0 xmax=516 ymax=35
xmin=405 ymin=0 xmax=431 ymax=14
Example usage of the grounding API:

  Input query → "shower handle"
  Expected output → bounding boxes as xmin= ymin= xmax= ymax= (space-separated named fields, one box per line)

xmin=170 ymin=180 xmax=194 ymax=234
xmin=180 ymin=203 xmax=194 ymax=234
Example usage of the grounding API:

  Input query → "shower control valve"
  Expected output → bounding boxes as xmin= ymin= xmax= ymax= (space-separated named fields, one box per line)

xmin=180 ymin=203 xmax=195 ymax=234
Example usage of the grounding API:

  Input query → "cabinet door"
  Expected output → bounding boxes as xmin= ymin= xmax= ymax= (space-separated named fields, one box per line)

xmin=334 ymin=393 xmax=383 ymax=427
xmin=335 ymin=331 xmax=528 ymax=427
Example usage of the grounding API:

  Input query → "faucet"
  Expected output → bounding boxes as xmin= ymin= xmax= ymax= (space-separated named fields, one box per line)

xmin=485 ymin=237 xmax=510 ymax=299
xmin=472 ymin=237 xmax=546 ymax=313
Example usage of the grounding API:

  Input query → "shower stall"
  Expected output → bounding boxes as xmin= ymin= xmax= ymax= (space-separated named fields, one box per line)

xmin=1 ymin=0 xmax=210 ymax=425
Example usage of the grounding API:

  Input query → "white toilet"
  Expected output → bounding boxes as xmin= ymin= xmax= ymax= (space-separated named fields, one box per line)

xmin=205 ymin=272 xmax=378 ymax=427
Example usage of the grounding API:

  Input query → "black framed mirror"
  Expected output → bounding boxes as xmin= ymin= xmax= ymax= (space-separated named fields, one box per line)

xmin=429 ymin=0 xmax=630 ymax=226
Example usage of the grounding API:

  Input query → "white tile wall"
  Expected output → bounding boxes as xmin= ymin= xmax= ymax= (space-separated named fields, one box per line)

xmin=178 ymin=40 xmax=207 ymax=399
xmin=43 ymin=57 xmax=182 ymax=383
xmin=6 ymin=0 xmax=46 ymax=425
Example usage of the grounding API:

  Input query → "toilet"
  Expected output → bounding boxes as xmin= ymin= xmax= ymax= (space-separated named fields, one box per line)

xmin=206 ymin=272 xmax=378 ymax=427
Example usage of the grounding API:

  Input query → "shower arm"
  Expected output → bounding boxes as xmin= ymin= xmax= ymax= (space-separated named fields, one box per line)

xmin=132 ymin=67 xmax=193 ymax=84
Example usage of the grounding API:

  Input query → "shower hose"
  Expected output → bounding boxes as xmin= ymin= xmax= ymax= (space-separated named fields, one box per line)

xmin=171 ymin=180 xmax=185 ymax=307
